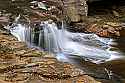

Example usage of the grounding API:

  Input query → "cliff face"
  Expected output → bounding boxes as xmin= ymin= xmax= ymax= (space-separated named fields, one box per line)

xmin=62 ymin=0 xmax=88 ymax=22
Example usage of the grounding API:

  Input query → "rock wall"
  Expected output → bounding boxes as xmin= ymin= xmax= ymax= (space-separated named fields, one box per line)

xmin=62 ymin=0 xmax=88 ymax=22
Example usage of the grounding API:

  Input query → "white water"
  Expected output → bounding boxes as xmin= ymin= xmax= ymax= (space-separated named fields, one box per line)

xmin=9 ymin=21 xmax=116 ymax=64
xmin=10 ymin=24 xmax=26 ymax=41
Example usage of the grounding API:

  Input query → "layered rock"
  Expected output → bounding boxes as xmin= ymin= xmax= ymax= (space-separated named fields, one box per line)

xmin=86 ymin=22 xmax=125 ymax=37
xmin=0 ymin=26 xmax=101 ymax=83
xmin=62 ymin=0 xmax=88 ymax=22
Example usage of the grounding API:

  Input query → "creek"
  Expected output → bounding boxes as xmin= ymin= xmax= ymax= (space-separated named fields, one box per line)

xmin=8 ymin=19 xmax=125 ymax=82
xmin=9 ymin=21 xmax=112 ymax=63
xmin=0 ymin=0 xmax=125 ymax=82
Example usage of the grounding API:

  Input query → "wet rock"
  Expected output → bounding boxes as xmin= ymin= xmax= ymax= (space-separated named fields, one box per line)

xmin=115 ymin=27 xmax=122 ymax=31
xmin=84 ymin=22 xmax=125 ymax=37
xmin=97 ymin=30 xmax=109 ymax=37
xmin=0 ymin=26 xmax=101 ymax=83
xmin=112 ymin=10 xmax=120 ymax=17
xmin=106 ymin=22 xmax=120 ymax=27
xmin=68 ymin=22 xmax=87 ymax=32
xmin=48 ymin=19 xmax=53 ymax=24
xmin=115 ymin=31 xmax=120 ymax=36
xmin=102 ymin=25 xmax=109 ymax=29
xmin=87 ymin=24 xmax=100 ymax=32
xmin=107 ymin=26 xmax=115 ymax=33
xmin=38 ymin=2 xmax=47 ymax=10
xmin=0 ymin=16 xmax=9 ymax=23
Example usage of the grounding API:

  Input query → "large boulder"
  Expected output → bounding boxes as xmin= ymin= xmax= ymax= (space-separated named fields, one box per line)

xmin=62 ymin=0 xmax=88 ymax=22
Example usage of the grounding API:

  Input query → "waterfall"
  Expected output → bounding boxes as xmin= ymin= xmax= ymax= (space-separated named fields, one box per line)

xmin=9 ymin=20 xmax=112 ymax=63
xmin=40 ymin=21 xmax=63 ymax=53
xmin=10 ymin=24 xmax=26 ymax=41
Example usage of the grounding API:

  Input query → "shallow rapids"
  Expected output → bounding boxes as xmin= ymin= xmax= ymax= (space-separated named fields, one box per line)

xmin=8 ymin=21 xmax=124 ymax=64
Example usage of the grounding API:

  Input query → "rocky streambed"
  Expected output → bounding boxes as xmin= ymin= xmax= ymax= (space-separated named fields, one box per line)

xmin=0 ymin=26 xmax=102 ymax=83
xmin=0 ymin=0 xmax=125 ymax=83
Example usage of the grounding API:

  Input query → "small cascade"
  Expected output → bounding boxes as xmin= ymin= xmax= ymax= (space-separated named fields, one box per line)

xmin=39 ymin=21 xmax=63 ymax=53
xmin=9 ymin=20 xmax=113 ymax=63
xmin=10 ymin=24 xmax=26 ymax=41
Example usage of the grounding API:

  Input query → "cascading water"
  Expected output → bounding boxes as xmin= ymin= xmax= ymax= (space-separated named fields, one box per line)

xmin=39 ymin=21 xmax=64 ymax=53
xmin=10 ymin=24 xmax=26 ymax=41
xmin=9 ymin=20 xmax=113 ymax=63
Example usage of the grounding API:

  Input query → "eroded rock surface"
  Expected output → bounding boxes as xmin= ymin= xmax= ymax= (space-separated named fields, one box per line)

xmin=62 ymin=0 xmax=88 ymax=22
xmin=86 ymin=22 xmax=124 ymax=37
xmin=0 ymin=27 xmax=100 ymax=83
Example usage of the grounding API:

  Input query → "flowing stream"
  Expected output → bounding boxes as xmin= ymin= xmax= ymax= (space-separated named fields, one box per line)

xmin=1 ymin=0 xmax=125 ymax=82
xmin=8 ymin=20 xmax=125 ymax=82
xmin=9 ymin=20 xmax=124 ymax=64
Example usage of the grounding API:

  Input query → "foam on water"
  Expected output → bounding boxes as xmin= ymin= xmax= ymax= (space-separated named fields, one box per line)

xmin=9 ymin=20 xmax=119 ymax=64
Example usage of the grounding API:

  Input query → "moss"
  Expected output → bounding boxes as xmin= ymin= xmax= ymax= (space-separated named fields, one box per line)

xmin=119 ymin=16 xmax=125 ymax=22
xmin=20 ymin=50 xmax=48 ymax=57
xmin=109 ymin=47 xmax=120 ymax=51
xmin=0 ymin=44 xmax=13 ymax=54
xmin=31 ymin=51 xmax=43 ymax=57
